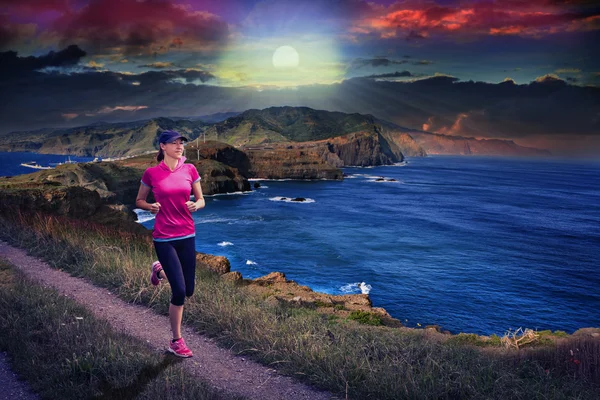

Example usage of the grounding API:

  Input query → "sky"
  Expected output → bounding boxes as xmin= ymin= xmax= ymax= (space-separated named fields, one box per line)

xmin=1 ymin=0 xmax=599 ymax=156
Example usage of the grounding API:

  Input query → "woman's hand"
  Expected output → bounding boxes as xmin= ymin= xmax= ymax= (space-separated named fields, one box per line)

xmin=186 ymin=200 xmax=204 ymax=212
xmin=149 ymin=202 xmax=161 ymax=214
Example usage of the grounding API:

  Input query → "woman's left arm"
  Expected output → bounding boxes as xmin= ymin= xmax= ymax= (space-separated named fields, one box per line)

xmin=186 ymin=180 xmax=205 ymax=212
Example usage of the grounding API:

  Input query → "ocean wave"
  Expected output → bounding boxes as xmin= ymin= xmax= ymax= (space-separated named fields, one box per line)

xmin=197 ymin=217 xmax=235 ymax=224
xmin=218 ymin=241 xmax=234 ymax=247
xmin=133 ymin=209 xmax=155 ymax=224
xmin=269 ymin=196 xmax=315 ymax=203
xmin=340 ymin=282 xmax=372 ymax=295
xmin=207 ymin=190 xmax=251 ymax=197
xmin=246 ymin=260 xmax=257 ymax=265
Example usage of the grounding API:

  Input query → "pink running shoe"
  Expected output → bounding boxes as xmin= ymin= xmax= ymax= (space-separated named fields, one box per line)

xmin=169 ymin=337 xmax=193 ymax=358
xmin=150 ymin=261 xmax=164 ymax=286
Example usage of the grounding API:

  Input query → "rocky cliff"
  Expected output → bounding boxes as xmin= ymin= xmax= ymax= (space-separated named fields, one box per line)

xmin=382 ymin=131 xmax=427 ymax=157
xmin=245 ymin=146 xmax=343 ymax=180
xmin=0 ymin=142 xmax=252 ymax=233
xmin=379 ymin=126 xmax=550 ymax=157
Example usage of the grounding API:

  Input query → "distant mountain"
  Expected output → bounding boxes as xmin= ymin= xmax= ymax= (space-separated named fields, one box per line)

xmin=376 ymin=119 xmax=550 ymax=156
xmin=0 ymin=106 xmax=549 ymax=159
xmin=0 ymin=118 xmax=209 ymax=157
xmin=194 ymin=111 xmax=242 ymax=124
xmin=202 ymin=106 xmax=384 ymax=146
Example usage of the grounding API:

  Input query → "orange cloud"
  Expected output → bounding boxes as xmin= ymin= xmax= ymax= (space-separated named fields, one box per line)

xmin=61 ymin=113 xmax=78 ymax=120
xmin=97 ymin=105 xmax=148 ymax=114
xmin=352 ymin=1 xmax=598 ymax=39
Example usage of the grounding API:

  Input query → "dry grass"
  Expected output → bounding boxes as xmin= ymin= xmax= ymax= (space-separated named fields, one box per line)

xmin=1 ymin=211 xmax=599 ymax=399
xmin=0 ymin=259 xmax=240 ymax=400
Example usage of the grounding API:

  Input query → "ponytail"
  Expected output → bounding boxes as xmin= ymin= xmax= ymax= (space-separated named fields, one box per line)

xmin=157 ymin=148 xmax=164 ymax=162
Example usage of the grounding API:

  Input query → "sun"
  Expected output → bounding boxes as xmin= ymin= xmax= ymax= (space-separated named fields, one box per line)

xmin=272 ymin=45 xmax=300 ymax=68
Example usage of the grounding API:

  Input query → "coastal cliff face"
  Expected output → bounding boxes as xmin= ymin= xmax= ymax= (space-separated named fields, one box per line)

xmin=0 ymin=143 xmax=252 ymax=233
xmin=325 ymin=131 xmax=402 ymax=166
xmin=382 ymin=131 xmax=427 ymax=157
xmin=204 ymin=107 xmax=404 ymax=168
xmin=404 ymin=130 xmax=550 ymax=156
xmin=245 ymin=146 xmax=343 ymax=180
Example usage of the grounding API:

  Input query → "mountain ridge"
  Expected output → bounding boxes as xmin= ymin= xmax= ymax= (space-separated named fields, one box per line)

xmin=0 ymin=106 xmax=549 ymax=158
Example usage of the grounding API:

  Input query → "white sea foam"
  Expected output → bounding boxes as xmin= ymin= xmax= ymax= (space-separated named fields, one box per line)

xmin=269 ymin=196 xmax=315 ymax=203
xmin=133 ymin=209 xmax=155 ymax=224
xmin=218 ymin=241 xmax=234 ymax=247
xmin=246 ymin=260 xmax=257 ymax=265
xmin=207 ymin=190 xmax=251 ymax=197
xmin=197 ymin=217 xmax=236 ymax=224
xmin=359 ymin=282 xmax=372 ymax=294
xmin=366 ymin=176 xmax=403 ymax=184
xmin=340 ymin=282 xmax=372 ymax=295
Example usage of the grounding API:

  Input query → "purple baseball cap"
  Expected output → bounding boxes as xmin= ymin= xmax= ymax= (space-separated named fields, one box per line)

xmin=159 ymin=130 xmax=189 ymax=144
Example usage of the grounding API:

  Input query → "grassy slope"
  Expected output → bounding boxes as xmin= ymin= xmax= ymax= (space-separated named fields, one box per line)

xmin=0 ymin=213 xmax=598 ymax=400
xmin=0 ymin=260 xmax=239 ymax=400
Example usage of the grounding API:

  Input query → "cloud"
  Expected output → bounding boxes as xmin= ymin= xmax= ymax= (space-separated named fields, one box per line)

xmin=350 ymin=57 xmax=409 ymax=69
xmin=0 ymin=0 xmax=70 ymax=14
xmin=87 ymin=60 xmax=104 ymax=68
xmin=121 ymin=69 xmax=216 ymax=85
xmin=140 ymin=62 xmax=175 ymax=69
xmin=96 ymin=105 xmax=148 ymax=114
xmin=534 ymin=73 xmax=567 ymax=84
xmin=0 ymin=45 xmax=86 ymax=78
xmin=367 ymin=70 xmax=416 ymax=80
xmin=555 ymin=68 xmax=581 ymax=74
xmin=0 ymin=15 xmax=37 ymax=51
xmin=351 ymin=0 xmax=600 ymax=40
xmin=45 ymin=0 xmax=230 ymax=55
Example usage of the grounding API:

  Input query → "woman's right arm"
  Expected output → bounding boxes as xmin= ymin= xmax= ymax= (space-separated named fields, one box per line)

xmin=135 ymin=184 xmax=161 ymax=214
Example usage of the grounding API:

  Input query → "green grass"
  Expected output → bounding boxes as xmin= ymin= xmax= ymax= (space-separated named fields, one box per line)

xmin=0 ymin=260 xmax=241 ymax=400
xmin=1 ymin=212 xmax=599 ymax=399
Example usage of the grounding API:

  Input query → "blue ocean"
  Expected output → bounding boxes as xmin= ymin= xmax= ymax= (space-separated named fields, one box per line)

xmin=0 ymin=151 xmax=94 ymax=177
xmin=2 ymin=152 xmax=599 ymax=335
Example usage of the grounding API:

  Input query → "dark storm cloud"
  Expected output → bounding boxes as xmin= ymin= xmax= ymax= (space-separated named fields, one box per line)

xmin=0 ymin=45 xmax=86 ymax=78
xmin=366 ymin=70 xmax=415 ymax=79
xmin=350 ymin=57 xmax=409 ymax=69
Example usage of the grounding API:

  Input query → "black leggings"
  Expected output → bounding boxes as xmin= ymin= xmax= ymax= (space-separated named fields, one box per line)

xmin=154 ymin=237 xmax=196 ymax=306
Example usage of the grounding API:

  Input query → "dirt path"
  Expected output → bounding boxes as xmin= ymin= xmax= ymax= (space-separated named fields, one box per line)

xmin=0 ymin=352 xmax=40 ymax=400
xmin=0 ymin=241 xmax=339 ymax=400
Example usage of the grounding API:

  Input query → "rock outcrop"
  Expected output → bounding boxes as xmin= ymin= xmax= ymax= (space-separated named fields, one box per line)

xmin=244 ymin=272 xmax=402 ymax=327
xmin=245 ymin=146 xmax=343 ymax=180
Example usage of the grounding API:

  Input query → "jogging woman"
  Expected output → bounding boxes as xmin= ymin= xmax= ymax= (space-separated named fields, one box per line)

xmin=135 ymin=130 xmax=205 ymax=357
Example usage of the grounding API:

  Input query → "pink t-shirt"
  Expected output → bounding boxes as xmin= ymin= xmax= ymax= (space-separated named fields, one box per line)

xmin=141 ymin=157 xmax=201 ymax=240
